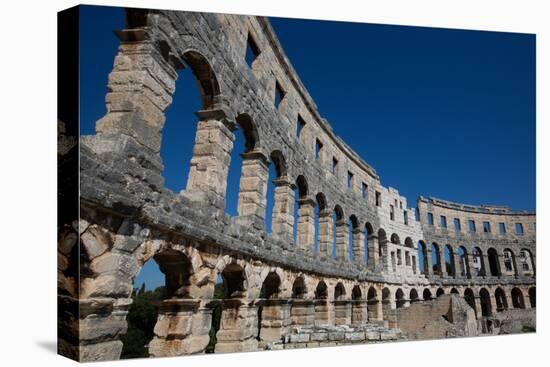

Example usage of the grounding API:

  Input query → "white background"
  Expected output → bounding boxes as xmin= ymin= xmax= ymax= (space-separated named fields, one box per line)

xmin=0 ymin=0 xmax=547 ymax=366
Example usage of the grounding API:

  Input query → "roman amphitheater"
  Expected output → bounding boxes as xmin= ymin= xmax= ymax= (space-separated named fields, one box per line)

xmin=57 ymin=8 xmax=536 ymax=362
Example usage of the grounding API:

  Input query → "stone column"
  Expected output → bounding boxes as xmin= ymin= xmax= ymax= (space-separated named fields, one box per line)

xmin=95 ymin=31 xmax=179 ymax=153
xmin=290 ymin=299 xmax=315 ymax=327
xmin=453 ymin=252 xmax=462 ymax=279
xmin=215 ymin=299 xmax=259 ymax=353
xmin=352 ymin=228 xmax=365 ymax=265
xmin=479 ymin=253 xmax=488 ymax=277
xmin=258 ymin=299 xmax=291 ymax=345
xmin=236 ymin=151 xmax=269 ymax=231
xmin=367 ymin=296 xmax=382 ymax=322
xmin=333 ymin=300 xmax=352 ymax=326
xmin=367 ymin=235 xmax=379 ymax=270
xmin=186 ymin=109 xmax=236 ymax=209
xmin=438 ymin=250 xmax=447 ymax=277
xmin=425 ymin=248 xmax=434 ymax=276
xmin=317 ymin=210 xmax=333 ymax=259
xmin=149 ymin=299 xmax=212 ymax=357
xmin=497 ymin=254 xmax=507 ymax=278
xmin=270 ymin=177 xmax=295 ymax=244
xmin=335 ymin=219 xmax=349 ymax=261
xmin=296 ymin=198 xmax=316 ymax=255
xmin=351 ymin=300 xmax=368 ymax=325
xmin=473 ymin=297 xmax=483 ymax=319
xmin=313 ymin=299 xmax=330 ymax=326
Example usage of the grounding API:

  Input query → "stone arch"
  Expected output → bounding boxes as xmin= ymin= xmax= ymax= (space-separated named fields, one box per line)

xmin=152 ymin=249 xmax=194 ymax=298
xmin=472 ymin=246 xmax=485 ymax=276
xmin=464 ymin=288 xmax=477 ymax=318
xmin=519 ymin=248 xmax=535 ymax=275
xmin=423 ymin=288 xmax=432 ymax=301
xmin=479 ymin=288 xmax=492 ymax=317
xmin=270 ymin=150 xmax=287 ymax=178
xmin=457 ymin=246 xmax=470 ymax=278
xmin=450 ymin=288 xmax=459 ymax=295
xmin=409 ymin=288 xmax=419 ymax=303
xmin=431 ymin=243 xmax=442 ymax=275
xmin=220 ymin=262 xmax=247 ymax=298
xmin=181 ymin=50 xmax=221 ymax=109
xmin=315 ymin=193 xmax=330 ymax=257
xmin=295 ymin=175 xmax=308 ymax=199
xmin=260 ymin=271 xmax=281 ymax=299
xmin=390 ymin=233 xmax=400 ymax=245
xmin=487 ymin=247 xmax=501 ymax=277
xmin=382 ymin=287 xmax=392 ymax=322
xmin=313 ymin=280 xmax=329 ymax=326
xmin=378 ymin=228 xmax=388 ymax=261
xmin=418 ymin=240 xmax=429 ymax=274
xmin=528 ymin=287 xmax=536 ymax=308
xmin=436 ymin=288 xmax=445 ymax=297
xmin=351 ymin=285 xmax=365 ymax=325
xmin=367 ymin=286 xmax=380 ymax=321
xmin=511 ymin=287 xmax=525 ymax=309
xmin=395 ymin=288 xmax=405 ymax=308
xmin=332 ymin=205 xmax=346 ymax=260
xmin=364 ymin=222 xmax=374 ymax=265
xmin=349 ymin=215 xmax=361 ymax=262
xmin=444 ymin=244 xmax=455 ymax=276
xmin=495 ymin=287 xmax=508 ymax=312
xmin=404 ymin=237 xmax=413 ymax=247
xmin=315 ymin=280 xmax=328 ymax=299
xmin=291 ymin=275 xmax=307 ymax=299
xmin=235 ymin=113 xmax=259 ymax=153
xmin=334 ymin=282 xmax=346 ymax=300
xmin=294 ymin=175 xmax=314 ymax=253
xmin=502 ymin=248 xmax=517 ymax=276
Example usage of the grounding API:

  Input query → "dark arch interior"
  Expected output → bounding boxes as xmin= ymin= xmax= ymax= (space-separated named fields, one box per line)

xmin=335 ymin=283 xmax=346 ymax=300
xmin=352 ymin=285 xmax=362 ymax=300
xmin=315 ymin=281 xmax=328 ymax=299
xmin=423 ymin=289 xmax=432 ymax=300
xmin=260 ymin=272 xmax=281 ymax=299
xmin=292 ymin=277 xmax=307 ymax=298
xmin=221 ymin=263 xmax=246 ymax=298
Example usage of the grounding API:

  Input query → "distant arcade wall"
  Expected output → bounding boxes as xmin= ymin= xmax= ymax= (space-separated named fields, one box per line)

xmin=57 ymin=6 xmax=536 ymax=362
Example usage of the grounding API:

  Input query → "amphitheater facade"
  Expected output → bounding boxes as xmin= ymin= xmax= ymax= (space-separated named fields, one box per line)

xmin=57 ymin=7 xmax=536 ymax=362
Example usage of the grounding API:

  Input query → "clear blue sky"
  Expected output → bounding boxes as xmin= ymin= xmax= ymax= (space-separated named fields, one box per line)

xmin=79 ymin=6 xmax=535 ymax=289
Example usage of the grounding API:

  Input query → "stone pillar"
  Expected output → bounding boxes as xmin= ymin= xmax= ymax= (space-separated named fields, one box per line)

xmin=186 ymin=109 xmax=236 ymax=208
xmin=425 ymin=248 xmax=434 ymax=276
xmin=317 ymin=210 xmax=333 ymax=259
xmin=453 ymin=252 xmax=462 ymax=279
xmin=95 ymin=31 xmax=179 ymax=153
xmin=271 ymin=177 xmax=295 ymax=244
xmin=473 ymin=297 xmax=483 ymax=319
xmin=352 ymin=228 xmax=365 ymax=265
xmin=333 ymin=300 xmax=352 ymax=326
xmin=351 ymin=300 xmax=368 ymax=325
xmin=335 ymin=219 xmax=349 ymax=261
xmin=367 ymin=235 xmax=379 ymax=270
xmin=438 ymin=250 xmax=447 ymax=277
xmin=367 ymin=297 xmax=382 ymax=322
xmin=236 ymin=151 xmax=269 ymax=231
xmin=296 ymin=198 xmax=316 ymax=255
xmin=313 ymin=299 xmax=330 ymax=326
xmin=479 ymin=254 xmax=488 ymax=277
xmin=149 ymin=299 xmax=212 ymax=357
xmin=215 ymin=299 xmax=259 ymax=353
xmin=290 ymin=299 xmax=315 ymax=327
xmin=497 ymin=254 xmax=507 ymax=278
xmin=258 ymin=299 xmax=291 ymax=345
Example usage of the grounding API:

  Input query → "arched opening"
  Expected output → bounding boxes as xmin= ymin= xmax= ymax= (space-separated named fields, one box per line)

xmin=495 ymin=287 xmax=508 ymax=312
xmin=226 ymin=113 xmax=261 ymax=217
xmin=367 ymin=286 xmax=380 ymax=321
xmin=502 ymin=248 xmax=517 ymax=276
xmin=404 ymin=237 xmax=413 ymax=247
xmin=418 ymin=240 xmax=428 ymax=274
xmin=292 ymin=276 xmax=307 ymax=299
xmin=487 ymin=248 xmax=501 ymax=277
xmin=161 ymin=50 xmax=220 ymax=195
xmin=314 ymin=193 xmax=328 ymax=257
xmin=349 ymin=215 xmax=360 ymax=261
xmin=335 ymin=282 xmax=346 ymax=300
xmin=479 ymin=288 xmax=492 ymax=317
xmin=444 ymin=245 xmax=455 ymax=276
xmin=519 ymin=248 xmax=535 ymax=276
xmin=290 ymin=276 xmax=310 ymax=327
xmin=351 ymin=285 xmax=364 ymax=324
xmin=266 ymin=150 xmax=288 ymax=234
xmin=365 ymin=222 xmax=374 ymax=265
xmin=333 ymin=205 xmax=345 ymax=259
xmin=378 ymin=229 xmax=387 ymax=266
xmin=212 ymin=263 xmax=251 ymax=353
xmin=257 ymin=271 xmax=282 ymax=343
xmin=390 ymin=233 xmax=400 ymax=245
xmin=334 ymin=282 xmax=348 ymax=326
xmin=436 ymin=288 xmax=444 ymax=297
xmin=528 ymin=287 xmax=536 ymax=308
xmin=314 ymin=281 xmax=329 ymax=326
xmin=409 ymin=289 xmax=419 ymax=303
xmin=472 ymin=247 xmax=485 ymax=276
xmin=121 ymin=250 xmax=193 ymax=359
xmin=431 ymin=243 xmax=442 ymax=275
xmin=464 ymin=288 xmax=476 ymax=318
xmin=511 ymin=287 xmax=525 ymax=309
xmin=450 ymin=288 xmax=459 ymax=295
xmin=457 ymin=246 xmax=470 ymax=277
xmin=423 ymin=288 xmax=432 ymax=301
xmin=395 ymin=288 xmax=405 ymax=308
xmin=293 ymin=175 xmax=310 ymax=249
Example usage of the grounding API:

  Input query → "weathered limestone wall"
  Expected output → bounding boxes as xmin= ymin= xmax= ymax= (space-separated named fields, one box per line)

xmin=57 ymin=6 xmax=536 ymax=362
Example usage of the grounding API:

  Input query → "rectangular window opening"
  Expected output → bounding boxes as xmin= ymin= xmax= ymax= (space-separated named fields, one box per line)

xmin=390 ymin=205 xmax=395 ymax=221
xmin=361 ymin=183 xmax=368 ymax=199
xmin=404 ymin=211 xmax=408 ymax=225
xmin=483 ymin=221 xmax=491 ymax=233
xmin=454 ymin=218 xmax=461 ymax=232
xmin=515 ymin=223 xmax=524 ymax=235
xmin=427 ymin=212 xmax=434 ymax=225
xmin=375 ymin=191 xmax=381 ymax=207
xmin=332 ymin=157 xmax=338 ymax=175
xmin=347 ymin=171 xmax=354 ymax=192
xmin=275 ymin=81 xmax=286 ymax=109
xmin=440 ymin=215 xmax=447 ymax=228
xmin=315 ymin=139 xmax=323 ymax=161
xmin=499 ymin=222 xmax=506 ymax=234
xmin=468 ymin=220 xmax=476 ymax=233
